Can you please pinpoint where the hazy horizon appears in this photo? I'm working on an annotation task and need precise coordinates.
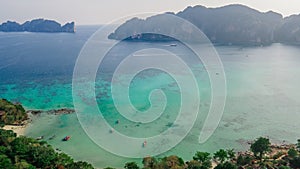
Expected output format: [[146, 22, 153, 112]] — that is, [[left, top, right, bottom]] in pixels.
[[1, 0, 300, 25]]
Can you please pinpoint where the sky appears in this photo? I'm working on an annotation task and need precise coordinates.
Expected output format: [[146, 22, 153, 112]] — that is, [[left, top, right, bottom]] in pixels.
[[1, 0, 300, 25]]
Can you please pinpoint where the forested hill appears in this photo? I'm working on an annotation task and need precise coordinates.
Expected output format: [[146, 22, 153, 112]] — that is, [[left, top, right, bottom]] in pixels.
[[109, 4, 300, 45]]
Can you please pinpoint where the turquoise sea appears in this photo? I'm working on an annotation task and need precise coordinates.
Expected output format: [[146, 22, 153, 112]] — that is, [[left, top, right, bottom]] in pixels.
[[1, 26, 300, 168]]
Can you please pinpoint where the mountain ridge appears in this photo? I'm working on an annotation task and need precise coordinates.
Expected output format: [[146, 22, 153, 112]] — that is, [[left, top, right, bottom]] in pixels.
[[109, 4, 300, 45], [0, 18, 75, 33]]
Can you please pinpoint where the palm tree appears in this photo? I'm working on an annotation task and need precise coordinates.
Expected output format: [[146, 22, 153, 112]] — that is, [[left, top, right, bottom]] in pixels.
[[192, 151, 212, 169], [214, 149, 228, 164], [226, 149, 235, 160]]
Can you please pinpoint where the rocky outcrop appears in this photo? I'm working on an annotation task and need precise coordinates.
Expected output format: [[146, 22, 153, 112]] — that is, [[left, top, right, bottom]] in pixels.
[[0, 19, 75, 33], [0, 99, 27, 125], [61, 22, 75, 32], [27, 108, 75, 115]]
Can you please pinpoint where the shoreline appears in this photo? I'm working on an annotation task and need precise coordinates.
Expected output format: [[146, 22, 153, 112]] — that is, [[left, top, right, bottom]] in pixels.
[[3, 124, 28, 136], [1, 111, 298, 169], [1, 108, 75, 136]]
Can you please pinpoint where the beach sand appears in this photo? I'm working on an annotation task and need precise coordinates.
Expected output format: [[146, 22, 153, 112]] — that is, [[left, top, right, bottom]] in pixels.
[[3, 124, 28, 136]]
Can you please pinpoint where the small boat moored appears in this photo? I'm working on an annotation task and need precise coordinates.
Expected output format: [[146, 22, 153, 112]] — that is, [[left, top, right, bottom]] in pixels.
[[49, 135, 56, 140], [36, 136, 44, 140], [62, 136, 71, 141]]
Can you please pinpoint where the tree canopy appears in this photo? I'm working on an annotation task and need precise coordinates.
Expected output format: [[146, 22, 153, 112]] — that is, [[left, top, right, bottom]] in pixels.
[[0, 99, 27, 126], [0, 129, 94, 169], [250, 137, 271, 161]]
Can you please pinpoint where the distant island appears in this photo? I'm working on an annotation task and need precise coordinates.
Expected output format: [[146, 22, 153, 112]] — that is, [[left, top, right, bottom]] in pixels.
[[0, 19, 75, 33], [109, 4, 300, 45]]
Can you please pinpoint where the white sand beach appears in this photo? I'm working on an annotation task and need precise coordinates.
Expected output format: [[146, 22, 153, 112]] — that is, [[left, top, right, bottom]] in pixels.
[[3, 124, 28, 136]]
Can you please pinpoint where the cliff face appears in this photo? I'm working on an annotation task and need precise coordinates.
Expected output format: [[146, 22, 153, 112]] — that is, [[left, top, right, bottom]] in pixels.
[[177, 5, 283, 45], [274, 14, 300, 43], [109, 4, 300, 45], [0, 19, 75, 33]]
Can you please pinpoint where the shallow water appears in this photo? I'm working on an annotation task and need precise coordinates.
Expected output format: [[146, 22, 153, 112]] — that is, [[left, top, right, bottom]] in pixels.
[[1, 27, 300, 168]]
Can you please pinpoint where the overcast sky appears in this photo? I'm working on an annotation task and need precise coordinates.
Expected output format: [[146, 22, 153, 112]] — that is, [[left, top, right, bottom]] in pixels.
[[1, 0, 300, 25]]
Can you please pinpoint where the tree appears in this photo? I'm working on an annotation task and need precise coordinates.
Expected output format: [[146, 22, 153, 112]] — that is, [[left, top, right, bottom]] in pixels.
[[142, 156, 157, 168], [236, 154, 253, 166], [0, 129, 16, 146], [290, 156, 300, 168], [15, 160, 35, 169], [236, 155, 243, 166], [192, 151, 212, 169], [288, 148, 298, 158], [66, 161, 94, 169], [297, 139, 300, 151], [187, 160, 200, 169], [214, 149, 228, 164], [278, 166, 291, 169], [29, 145, 57, 168], [159, 155, 185, 169], [10, 136, 34, 158], [124, 162, 139, 169], [226, 149, 235, 160], [56, 153, 74, 167], [214, 161, 237, 169], [250, 137, 271, 162], [0, 129, 95, 169], [0, 146, 8, 155], [0, 154, 14, 169], [0, 122, 5, 128]]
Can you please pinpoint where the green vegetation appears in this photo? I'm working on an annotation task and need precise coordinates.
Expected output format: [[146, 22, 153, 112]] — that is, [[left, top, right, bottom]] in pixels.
[[214, 161, 237, 169], [0, 129, 94, 169], [109, 137, 300, 169], [213, 149, 228, 164], [125, 162, 140, 169], [1, 126, 300, 169], [236, 154, 253, 166], [0, 99, 27, 126], [250, 137, 271, 162], [288, 148, 298, 158], [290, 157, 300, 168], [191, 151, 212, 169]]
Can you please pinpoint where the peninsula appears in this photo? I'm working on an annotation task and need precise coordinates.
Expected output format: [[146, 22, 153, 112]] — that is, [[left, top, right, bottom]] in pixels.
[[0, 19, 75, 33]]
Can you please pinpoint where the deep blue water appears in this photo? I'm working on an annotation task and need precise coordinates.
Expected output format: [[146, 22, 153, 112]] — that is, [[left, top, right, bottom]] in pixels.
[[0, 26, 99, 84]]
